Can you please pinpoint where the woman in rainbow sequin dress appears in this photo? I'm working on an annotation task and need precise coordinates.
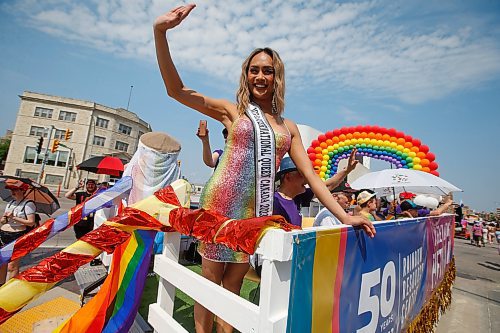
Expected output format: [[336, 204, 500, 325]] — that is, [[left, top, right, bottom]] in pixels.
[[154, 4, 376, 333]]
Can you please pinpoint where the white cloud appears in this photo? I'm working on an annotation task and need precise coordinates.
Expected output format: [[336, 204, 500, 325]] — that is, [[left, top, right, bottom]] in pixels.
[[337, 106, 367, 123], [5, 0, 500, 104]]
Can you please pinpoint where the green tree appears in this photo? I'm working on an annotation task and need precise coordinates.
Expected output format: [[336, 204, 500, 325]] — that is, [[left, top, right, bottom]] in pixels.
[[0, 139, 11, 161]]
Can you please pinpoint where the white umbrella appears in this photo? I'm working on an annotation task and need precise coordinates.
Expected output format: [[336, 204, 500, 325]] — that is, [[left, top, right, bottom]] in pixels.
[[350, 168, 461, 197]]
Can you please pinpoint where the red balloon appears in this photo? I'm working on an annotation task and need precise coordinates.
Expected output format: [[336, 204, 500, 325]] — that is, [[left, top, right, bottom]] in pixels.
[[404, 135, 413, 142], [355, 125, 364, 132], [325, 131, 334, 139], [308, 153, 316, 161], [307, 147, 315, 154], [340, 127, 348, 134], [420, 145, 429, 153], [429, 161, 438, 170], [395, 131, 405, 138], [430, 170, 440, 177], [426, 152, 435, 161], [412, 138, 421, 147], [333, 129, 341, 136], [363, 125, 371, 132], [318, 134, 327, 142], [388, 128, 397, 137], [371, 125, 380, 133], [311, 140, 320, 147]]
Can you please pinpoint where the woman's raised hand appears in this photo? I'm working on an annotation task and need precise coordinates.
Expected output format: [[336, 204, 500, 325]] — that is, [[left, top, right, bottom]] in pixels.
[[154, 4, 196, 33]]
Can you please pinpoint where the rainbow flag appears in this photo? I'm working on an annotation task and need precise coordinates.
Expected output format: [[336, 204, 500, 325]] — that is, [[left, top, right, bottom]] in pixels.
[[54, 229, 156, 333], [287, 227, 348, 333]]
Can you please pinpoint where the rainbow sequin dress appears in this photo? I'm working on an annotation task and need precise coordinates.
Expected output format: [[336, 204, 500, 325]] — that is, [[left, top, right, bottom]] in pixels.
[[198, 116, 291, 263]]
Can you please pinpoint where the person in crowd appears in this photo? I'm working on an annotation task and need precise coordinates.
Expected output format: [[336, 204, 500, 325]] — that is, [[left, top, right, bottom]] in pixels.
[[274, 149, 359, 227], [355, 190, 378, 221], [399, 200, 421, 218], [65, 179, 97, 239], [0, 181, 36, 285], [197, 125, 228, 169], [481, 220, 488, 247], [154, 5, 375, 332], [313, 181, 356, 227], [472, 221, 483, 247], [488, 222, 496, 244]]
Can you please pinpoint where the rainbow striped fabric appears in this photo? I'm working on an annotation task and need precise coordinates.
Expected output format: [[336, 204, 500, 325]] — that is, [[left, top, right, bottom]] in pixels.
[[287, 227, 348, 333], [54, 229, 156, 333]]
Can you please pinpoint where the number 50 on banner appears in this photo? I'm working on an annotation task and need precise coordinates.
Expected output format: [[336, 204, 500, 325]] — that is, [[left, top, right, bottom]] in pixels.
[[357, 261, 397, 333]]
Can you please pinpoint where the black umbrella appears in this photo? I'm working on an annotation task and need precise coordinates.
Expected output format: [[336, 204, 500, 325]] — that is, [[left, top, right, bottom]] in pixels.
[[0, 176, 60, 215]]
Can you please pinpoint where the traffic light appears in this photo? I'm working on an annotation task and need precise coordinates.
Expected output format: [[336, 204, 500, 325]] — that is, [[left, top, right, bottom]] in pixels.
[[64, 129, 73, 141], [50, 139, 60, 153], [36, 136, 44, 154]]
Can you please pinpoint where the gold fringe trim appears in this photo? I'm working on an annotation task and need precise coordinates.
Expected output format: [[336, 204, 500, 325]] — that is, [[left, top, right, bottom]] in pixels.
[[405, 256, 456, 333]]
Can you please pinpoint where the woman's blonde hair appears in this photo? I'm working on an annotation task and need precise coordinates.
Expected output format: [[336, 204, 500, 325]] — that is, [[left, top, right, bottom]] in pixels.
[[236, 47, 285, 116]]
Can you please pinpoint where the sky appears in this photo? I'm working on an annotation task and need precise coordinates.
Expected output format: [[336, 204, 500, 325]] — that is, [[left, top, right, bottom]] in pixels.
[[0, 0, 499, 212]]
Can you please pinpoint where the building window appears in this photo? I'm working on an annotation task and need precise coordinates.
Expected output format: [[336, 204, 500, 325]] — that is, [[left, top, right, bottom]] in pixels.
[[34, 107, 53, 118], [93, 136, 106, 147], [23, 147, 68, 167], [118, 124, 132, 135], [58, 111, 77, 122], [20, 171, 38, 180], [29, 126, 49, 138], [54, 129, 65, 140], [45, 174, 63, 185], [95, 117, 109, 129], [138, 131, 145, 138], [115, 141, 129, 152], [23, 147, 38, 163]]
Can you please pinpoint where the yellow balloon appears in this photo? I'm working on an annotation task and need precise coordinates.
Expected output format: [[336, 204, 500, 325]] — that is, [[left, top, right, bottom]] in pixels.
[[413, 157, 421, 164], [397, 145, 404, 151], [413, 164, 422, 170], [383, 140, 391, 147], [333, 144, 339, 150], [339, 142, 345, 147], [390, 142, 397, 148], [377, 140, 384, 146], [323, 155, 330, 160], [345, 139, 351, 145], [370, 139, 377, 145], [321, 166, 327, 172], [364, 138, 371, 145], [322, 149, 329, 155], [320, 171, 326, 178], [403, 148, 410, 153], [409, 152, 417, 158], [327, 146, 334, 152], [322, 160, 328, 166]]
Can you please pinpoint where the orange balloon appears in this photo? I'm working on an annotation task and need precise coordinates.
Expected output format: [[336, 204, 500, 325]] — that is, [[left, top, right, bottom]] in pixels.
[[339, 134, 346, 141], [314, 160, 322, 166], [320, 142, 328, 148], [397, 138, 405, 145], [326, 139, 333, 145], [411, 146, 419, 153], [346, 133, 353, 139], [375, 133, 383, 140], [420, 158, 430, 167], [422, 167, 431, 173], [368, 132, 375, 139], [404, 142, 413, 148], [315, 147, 322, 153], [316, 153, 323, 160], [353, 131, 361, 138], [382, 134, 391, 141], [417, 152, 426, 159], [332, 137, 339, 143]]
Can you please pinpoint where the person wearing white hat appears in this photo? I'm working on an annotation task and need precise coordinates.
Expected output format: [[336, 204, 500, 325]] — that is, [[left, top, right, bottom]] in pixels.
[[356, 190, 377, 222]]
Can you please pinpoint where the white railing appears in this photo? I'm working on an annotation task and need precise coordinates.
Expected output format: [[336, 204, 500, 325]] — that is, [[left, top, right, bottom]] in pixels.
[[148, 227, 314, 333]]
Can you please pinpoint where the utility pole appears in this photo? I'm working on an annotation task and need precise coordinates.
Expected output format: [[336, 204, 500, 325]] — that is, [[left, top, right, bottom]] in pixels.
[[37, 125, 54, 183], [126, 85, 134, 111], [60, 143, 73, 189]]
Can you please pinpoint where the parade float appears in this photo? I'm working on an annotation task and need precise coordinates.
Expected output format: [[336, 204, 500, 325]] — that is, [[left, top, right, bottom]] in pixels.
[[0, 127, 457, 333]]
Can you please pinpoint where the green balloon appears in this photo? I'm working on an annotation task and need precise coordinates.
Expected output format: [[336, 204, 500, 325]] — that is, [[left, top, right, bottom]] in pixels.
[[373, 146, 380, 150], [406, 156, 413, 162], [402, 153, 408, 159], [407, 163, 414, 168], [329, 152, 334, 157], [339, 147, 344, 153], [396, 151, 402, 156], [361, 143, 367, 148], [333, 150, 338, 155]]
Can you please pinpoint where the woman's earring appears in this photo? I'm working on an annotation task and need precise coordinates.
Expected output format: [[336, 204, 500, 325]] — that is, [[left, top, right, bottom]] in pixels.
[[272, 96, 278, 115]]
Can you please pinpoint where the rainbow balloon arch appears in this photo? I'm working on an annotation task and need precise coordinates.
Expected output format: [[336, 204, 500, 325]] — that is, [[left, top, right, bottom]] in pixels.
[[307, 125, 439, 180]]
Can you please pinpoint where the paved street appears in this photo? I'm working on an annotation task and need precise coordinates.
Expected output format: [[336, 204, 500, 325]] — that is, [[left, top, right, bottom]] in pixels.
[[1, 195, 499, 332], [436, 237, 500, 333]]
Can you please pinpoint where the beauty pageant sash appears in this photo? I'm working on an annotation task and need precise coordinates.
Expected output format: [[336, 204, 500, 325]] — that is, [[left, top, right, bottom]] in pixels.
[[246, 103, 276, 217]]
